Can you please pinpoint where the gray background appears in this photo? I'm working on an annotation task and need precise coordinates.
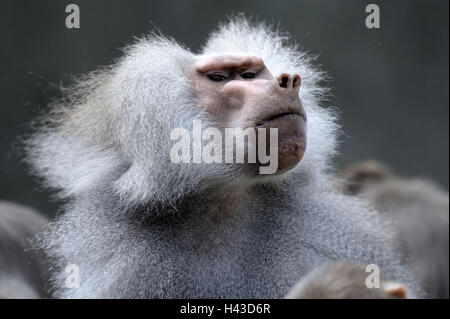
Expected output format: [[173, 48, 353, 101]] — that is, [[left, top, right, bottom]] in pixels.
[[0, 0, 448, 217]]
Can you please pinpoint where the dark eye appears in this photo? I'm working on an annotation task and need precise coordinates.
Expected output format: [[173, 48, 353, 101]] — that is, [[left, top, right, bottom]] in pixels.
[[241, 72, 256, 79], [208, 74, 227, 82]]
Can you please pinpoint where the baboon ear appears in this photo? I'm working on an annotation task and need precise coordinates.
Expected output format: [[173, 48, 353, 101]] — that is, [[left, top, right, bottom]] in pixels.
[[382, 282, 408, 299]]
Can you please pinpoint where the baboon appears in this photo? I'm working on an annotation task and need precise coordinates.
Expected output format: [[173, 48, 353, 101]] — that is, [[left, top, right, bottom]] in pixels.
[[26, 19, 422, 298], [285, 261, 408, 299], [337, 160, 449, 298]]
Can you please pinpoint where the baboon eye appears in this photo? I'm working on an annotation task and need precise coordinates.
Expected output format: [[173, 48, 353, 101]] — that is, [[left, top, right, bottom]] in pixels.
[[241, 72, 256, 79], [208, 74, 227, 82]]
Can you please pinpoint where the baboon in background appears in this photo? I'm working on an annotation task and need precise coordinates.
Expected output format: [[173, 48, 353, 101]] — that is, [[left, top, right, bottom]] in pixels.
[[0, 200, 48, 298], [25, 18, 422, 298], [285, 261, 408, 299], [337, 160, 449, 299]]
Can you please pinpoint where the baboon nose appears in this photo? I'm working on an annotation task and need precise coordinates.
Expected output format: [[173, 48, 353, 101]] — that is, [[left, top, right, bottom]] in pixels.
[[277, 73, 301, 91]]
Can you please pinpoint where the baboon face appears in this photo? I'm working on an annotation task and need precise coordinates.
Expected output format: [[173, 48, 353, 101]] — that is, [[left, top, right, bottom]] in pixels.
[[187, 55, 307, 173]]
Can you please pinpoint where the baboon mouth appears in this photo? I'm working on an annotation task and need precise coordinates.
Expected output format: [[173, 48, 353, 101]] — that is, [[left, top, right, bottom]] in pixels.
[[256, 112, 304, 127]]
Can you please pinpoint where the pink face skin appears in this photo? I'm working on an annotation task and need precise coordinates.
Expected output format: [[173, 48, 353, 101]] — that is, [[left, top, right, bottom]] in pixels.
[[187, 55, 307, 174]]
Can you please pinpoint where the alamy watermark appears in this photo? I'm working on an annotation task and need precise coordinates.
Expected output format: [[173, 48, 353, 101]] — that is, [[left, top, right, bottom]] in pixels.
[[365, 264, 381, 288], [64, 264, 80, 289], [170, 120, 279, 174], [365, 4, 380, 29], [64, 4, 379, 30], [65, 4, 80, 29]]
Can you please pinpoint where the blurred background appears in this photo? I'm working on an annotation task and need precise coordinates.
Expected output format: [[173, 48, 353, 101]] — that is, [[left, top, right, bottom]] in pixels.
[[0, 0, 448, 217]]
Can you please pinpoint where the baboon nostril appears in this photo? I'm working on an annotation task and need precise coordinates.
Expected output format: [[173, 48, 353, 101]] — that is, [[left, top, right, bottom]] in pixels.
[[293, 75, 301, 89], [280, 76, 288, 88]]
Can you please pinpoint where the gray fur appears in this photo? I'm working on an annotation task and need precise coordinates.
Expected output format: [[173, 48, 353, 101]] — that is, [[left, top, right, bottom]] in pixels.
[[0, 200, 49, 298], [26, 18, 422, 298]]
